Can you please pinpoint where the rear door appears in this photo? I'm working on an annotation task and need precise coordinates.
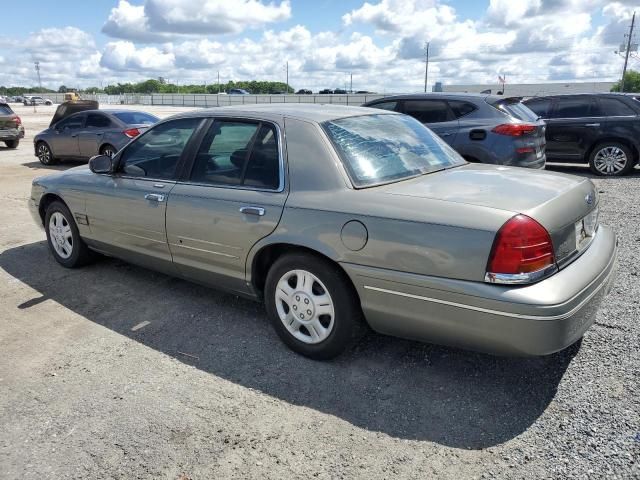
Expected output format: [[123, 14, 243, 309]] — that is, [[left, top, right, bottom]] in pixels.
[[166, 118, 287, 294], [400, 99, 459, 145], [543, 96, 603, 161], [595, 95, 640, 142], [50, 114, 85, 158], [78, 112, 116, 157]]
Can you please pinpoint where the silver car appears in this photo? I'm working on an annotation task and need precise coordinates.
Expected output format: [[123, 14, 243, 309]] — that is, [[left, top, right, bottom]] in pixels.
[[29, 105, 617, 359], [33, 109, 158, 165]]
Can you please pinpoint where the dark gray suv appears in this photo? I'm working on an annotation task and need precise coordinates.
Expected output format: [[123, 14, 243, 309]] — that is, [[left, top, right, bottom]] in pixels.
[[363, 93, 546, 168]]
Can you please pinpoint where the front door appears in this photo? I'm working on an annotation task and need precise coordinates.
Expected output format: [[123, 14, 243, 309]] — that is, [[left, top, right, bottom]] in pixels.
[[50, 113, 85, 158], [166, 118, 287, 294], [544, 96, 603, 161], [83, 117, 204, 273]]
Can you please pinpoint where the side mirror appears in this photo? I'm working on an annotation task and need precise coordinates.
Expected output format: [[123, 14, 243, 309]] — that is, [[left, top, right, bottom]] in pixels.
[[89, 154, 113, 174]]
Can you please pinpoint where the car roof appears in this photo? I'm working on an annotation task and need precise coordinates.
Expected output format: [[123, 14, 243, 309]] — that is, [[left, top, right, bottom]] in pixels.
[[525, 93, 627, 99], [366, 92, 492, 101], [172, 103, 398, 123]]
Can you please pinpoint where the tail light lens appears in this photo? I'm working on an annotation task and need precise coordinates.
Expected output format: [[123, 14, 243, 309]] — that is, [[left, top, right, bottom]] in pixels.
[[492, 123, 537, 136], [123, 128, 140, 138], [485, 214, 557, 284], [11, 115, 21, 126]]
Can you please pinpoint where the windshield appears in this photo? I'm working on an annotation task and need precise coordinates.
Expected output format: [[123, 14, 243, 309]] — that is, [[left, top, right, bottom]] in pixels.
[[323, 113, 465, 187], [113, 111, 159, 125]]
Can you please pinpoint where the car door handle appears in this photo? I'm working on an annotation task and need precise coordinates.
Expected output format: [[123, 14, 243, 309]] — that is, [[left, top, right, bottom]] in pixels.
[[71, 134, 78, 138], [144, 193, 165, 202], [584, 123, 600, 127], [440, 132, 453, 137], [239, 206, 265, 216]]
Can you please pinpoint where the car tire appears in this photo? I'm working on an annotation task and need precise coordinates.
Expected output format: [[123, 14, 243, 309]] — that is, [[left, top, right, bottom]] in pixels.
[[588, 142, 635, 176], [44, 201, 95, 268], [36, 141, 58, 165], [45, 101, 52, 106], [5, 140, 18, 148], [264, 252, 364, 360], [100, 144, 117, 158]]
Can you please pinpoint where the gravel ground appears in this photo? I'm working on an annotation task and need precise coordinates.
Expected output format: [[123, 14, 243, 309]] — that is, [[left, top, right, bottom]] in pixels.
[[0, 104, 638, 479]]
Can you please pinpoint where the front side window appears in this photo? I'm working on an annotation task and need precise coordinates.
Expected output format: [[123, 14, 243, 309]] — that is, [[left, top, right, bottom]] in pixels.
[[56, 115, 85, 130], [190, 120, 280, 189], [369, 101, 398, 111], [119, 118, 201, 179], [324, 113, 465, 188]]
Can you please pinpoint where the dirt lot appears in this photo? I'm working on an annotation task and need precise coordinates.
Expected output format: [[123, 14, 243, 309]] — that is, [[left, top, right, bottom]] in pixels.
[[1, 104, 638, 479]]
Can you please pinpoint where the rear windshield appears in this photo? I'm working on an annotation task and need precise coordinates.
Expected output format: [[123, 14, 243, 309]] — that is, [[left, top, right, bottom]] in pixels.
[[112, 111, 158, 125], [494, 100, 539, 121], [0, 105, 13, 115], [323, 114, 465, 188]]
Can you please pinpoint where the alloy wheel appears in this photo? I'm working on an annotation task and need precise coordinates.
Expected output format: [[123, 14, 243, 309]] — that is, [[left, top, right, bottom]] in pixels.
[[38, 144, 51, 164], [593, 146, 628, 175], [275, 269, 335, 344], [49, 212, 73, 259]]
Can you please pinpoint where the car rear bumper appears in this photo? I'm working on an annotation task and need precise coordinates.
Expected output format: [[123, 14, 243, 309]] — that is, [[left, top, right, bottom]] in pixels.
[[342, 224, 617, 356], [0, 127, 24, 141]]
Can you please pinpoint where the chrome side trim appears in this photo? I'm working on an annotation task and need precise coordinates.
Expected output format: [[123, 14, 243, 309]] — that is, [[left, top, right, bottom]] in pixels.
[[169, 242, 239, 259], [363, 268, 613, 321]]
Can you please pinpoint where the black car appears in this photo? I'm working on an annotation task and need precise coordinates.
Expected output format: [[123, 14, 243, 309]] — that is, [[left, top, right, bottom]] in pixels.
[[524, 93, 640, 176], [319, 89, 334, 94], [333, 89, 347, 94], [296, 89, 312, 95]]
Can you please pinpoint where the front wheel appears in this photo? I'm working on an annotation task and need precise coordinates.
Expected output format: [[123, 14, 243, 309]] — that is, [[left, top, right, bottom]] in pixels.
[[588, 142, 635, 176], [264, 253, 363, 360], [4, 140, 18, 148], [44, 201, 95, 268], [36, 142, 57, 165]]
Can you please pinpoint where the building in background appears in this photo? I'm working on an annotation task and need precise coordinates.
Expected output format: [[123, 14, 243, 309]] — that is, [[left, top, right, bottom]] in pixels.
[[440, 81, 615, 97]]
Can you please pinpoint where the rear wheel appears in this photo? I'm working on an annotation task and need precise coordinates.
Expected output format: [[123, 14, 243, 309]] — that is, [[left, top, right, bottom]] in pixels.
[[588, 142, 635, 176], [100, 144, 117, 158], [36, 142, 57, 165], [44, 201, 94, 268], [4, 140, 18, 148], [264, 253, 363, 360]]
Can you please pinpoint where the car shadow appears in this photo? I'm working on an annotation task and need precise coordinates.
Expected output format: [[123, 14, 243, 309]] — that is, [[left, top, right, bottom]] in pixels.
[[21, 160, 86, 171], [546, 163, 640, 178], [0, 241, 580, 449]]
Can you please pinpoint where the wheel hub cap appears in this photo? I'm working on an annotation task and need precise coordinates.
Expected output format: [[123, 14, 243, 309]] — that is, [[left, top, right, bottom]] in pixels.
[[595, 147, 626, 174], [291, 292, 315, 322]]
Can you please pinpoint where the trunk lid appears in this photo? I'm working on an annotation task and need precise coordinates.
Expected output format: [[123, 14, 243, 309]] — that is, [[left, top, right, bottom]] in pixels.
[[49, 100, 99, 127], [381, 164, 598, 266]]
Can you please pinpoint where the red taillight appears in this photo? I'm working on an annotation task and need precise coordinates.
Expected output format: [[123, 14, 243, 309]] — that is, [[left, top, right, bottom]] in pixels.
[[123, 128, 140, 138], [492, 123, 537, 136], [11, 115, 21, 126], [487, 215, 555, 276]]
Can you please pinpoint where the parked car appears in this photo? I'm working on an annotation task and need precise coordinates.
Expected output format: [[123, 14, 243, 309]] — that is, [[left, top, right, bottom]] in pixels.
[[333, 89, 347, 94], [0, 102, 25, 148], [523, 93, 640, 176], [364, 93, 547, 169], [228, 88, 250, 95], [355, 90, 375, 94], [29, 104, 617, 360], [33, 109, 158, 165], [24, 95, 53, 106], [296, 89, 312, 95], [319, 89, 334, 94]]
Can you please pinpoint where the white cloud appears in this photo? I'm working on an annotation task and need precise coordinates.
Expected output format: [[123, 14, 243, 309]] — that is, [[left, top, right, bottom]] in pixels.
[[100, 41, 175, 71], [102, 0, 291, 41]]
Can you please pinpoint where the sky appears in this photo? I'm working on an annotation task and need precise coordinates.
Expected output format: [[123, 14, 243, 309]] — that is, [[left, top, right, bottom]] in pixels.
[[1, 0, 639, 92]]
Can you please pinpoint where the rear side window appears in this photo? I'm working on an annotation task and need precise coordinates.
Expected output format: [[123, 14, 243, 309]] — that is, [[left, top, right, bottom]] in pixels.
[[524, 98, 552, 118], [403, 100, 454, 123], [369, 101, 399, 111], [447, 100, 476, 118], [86, 114, 112, 128], [0, 105, 13, 115], [598, 97, 637, 116], [190, 121, 281, 190], [112, 111, 158, 125], [551, 97, 597, 118], [496, 101, 539, 122]]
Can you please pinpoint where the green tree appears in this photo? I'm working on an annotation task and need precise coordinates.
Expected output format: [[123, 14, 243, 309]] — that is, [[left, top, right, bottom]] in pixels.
[[58, 85, 68, 93], [611, 70, 640, 92]]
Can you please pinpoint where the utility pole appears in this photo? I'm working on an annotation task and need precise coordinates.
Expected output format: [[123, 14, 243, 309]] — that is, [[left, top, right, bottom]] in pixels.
[[621, 11, 636, 93], [34, 61, 42, 91], [286, 61, 289, 92], [217, 70, 220, 93], [350, 72, 353, 93], [424, 42, 430, 93]]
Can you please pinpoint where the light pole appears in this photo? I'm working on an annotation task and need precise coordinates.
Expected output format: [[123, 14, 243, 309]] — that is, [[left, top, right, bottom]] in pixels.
[[34, 61, 42, 91]]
